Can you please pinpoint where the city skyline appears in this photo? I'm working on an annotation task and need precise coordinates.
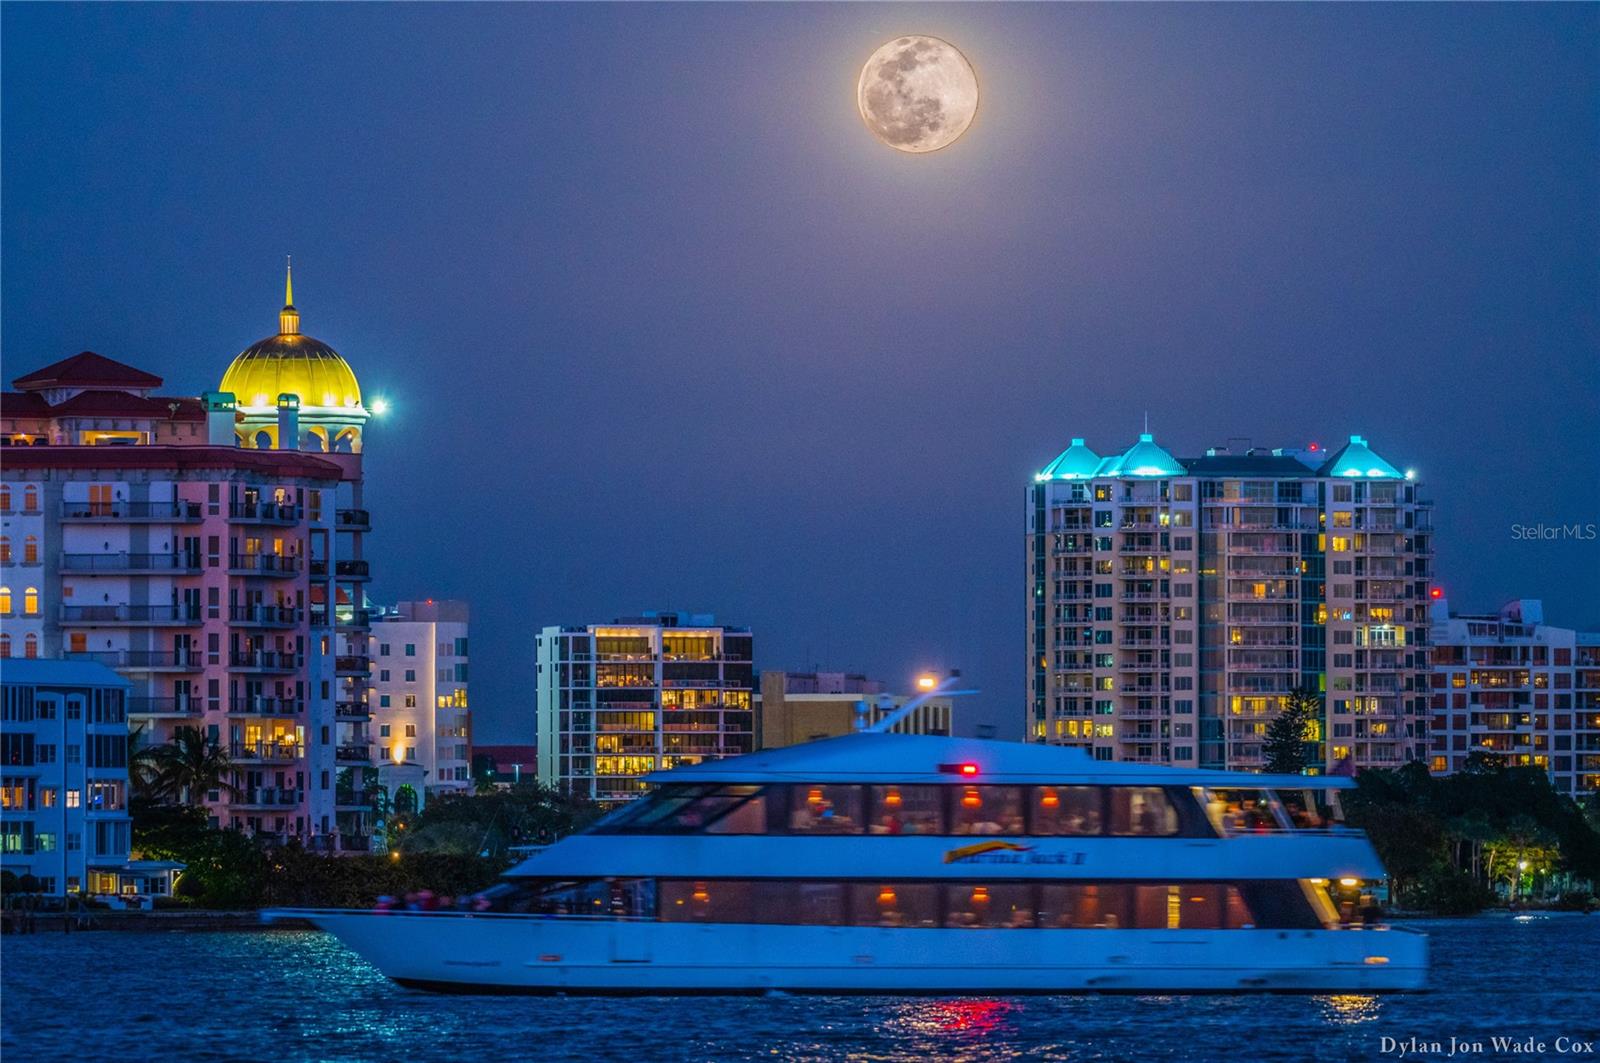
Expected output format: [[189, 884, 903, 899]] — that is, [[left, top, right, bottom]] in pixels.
[[4, 3, 1597, 743]]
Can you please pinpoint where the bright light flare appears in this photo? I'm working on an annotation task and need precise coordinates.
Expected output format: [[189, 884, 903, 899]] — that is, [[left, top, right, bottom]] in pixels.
[[370, 397, 390, 416]]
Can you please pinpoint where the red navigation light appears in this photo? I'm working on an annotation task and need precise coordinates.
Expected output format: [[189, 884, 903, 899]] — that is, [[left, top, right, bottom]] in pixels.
[[1308, 442, 1320, 452], [1430, 587, 1444, 600], [937, 762, 981, 777], [960, 763, 979, 777]]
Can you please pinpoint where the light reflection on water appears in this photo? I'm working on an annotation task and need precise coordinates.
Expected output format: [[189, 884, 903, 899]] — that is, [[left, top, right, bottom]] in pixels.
[[1316, 994, 1382, 1026], [3, 918, 1597, 1063]]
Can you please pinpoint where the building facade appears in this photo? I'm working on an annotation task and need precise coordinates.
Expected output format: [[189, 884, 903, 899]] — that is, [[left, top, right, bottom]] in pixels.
[[370, 599, 471, 811], [1427, 598, 1600, 797], [757, 671, 953, 748], [1028, 433, 1434, 773], [536, 613, 754, 803], [1, 270, 379, 849], [0, 659, 132, 896]]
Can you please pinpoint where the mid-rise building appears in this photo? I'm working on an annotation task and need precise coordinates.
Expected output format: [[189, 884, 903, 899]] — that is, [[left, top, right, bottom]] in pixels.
[[369, 599, 471, 811], [1028, 433, 1434, 773], [471, 744, 537, 790], [757, 670, 952, 748], [0, 659, 133, 896], [1427, 598, 1600, 796], [535, 612, 754, 803], [1, 267, 380, 849]]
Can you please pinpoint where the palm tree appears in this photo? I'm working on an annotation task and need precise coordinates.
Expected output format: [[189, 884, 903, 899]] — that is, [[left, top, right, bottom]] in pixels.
[[142, 726, 240, 806]]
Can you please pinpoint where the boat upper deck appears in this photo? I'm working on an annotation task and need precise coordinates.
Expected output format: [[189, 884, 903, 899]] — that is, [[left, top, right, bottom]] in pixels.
[[643, 732, 1355, 789]]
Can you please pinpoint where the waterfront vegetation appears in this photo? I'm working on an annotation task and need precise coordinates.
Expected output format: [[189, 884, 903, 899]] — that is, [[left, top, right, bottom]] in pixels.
[[1342, 755, 1600, 914], [120, 724, 599, 908]]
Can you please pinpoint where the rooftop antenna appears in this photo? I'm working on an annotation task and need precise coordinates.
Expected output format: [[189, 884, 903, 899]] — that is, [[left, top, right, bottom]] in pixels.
[[1143, 410, 1149, 434], [864, 671, 978, 734]]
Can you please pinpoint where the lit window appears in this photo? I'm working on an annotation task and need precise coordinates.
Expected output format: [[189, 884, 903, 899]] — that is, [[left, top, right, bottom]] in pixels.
[[23, 587, 39, 615], [66, 789, 82, 808], [0, 587, 10, 614]]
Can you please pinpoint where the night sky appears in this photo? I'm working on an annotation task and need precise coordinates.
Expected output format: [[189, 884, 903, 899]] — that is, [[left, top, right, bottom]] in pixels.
[[4, 5, 1596, 742]]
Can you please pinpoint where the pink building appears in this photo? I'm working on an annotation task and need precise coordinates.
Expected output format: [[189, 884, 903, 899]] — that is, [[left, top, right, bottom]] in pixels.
[[1, 275, 378, 849]]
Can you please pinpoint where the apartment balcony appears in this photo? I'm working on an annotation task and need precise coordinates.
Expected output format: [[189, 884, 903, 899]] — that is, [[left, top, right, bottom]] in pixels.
[[335, 788, 376, 811], [1118, 637, 1170, 648], [334, 559, 371, 582], [228, 650, 299, 674], [230, 695, 301, 716], [335, 700, 370, 721], [1118, 705, 1162, 719], [1119, 591, 1162, 602], [228, 553, 301, 578], [232, 787, 303, 810], [230, 741, 302, 764], [335, 508, 371, 531], [59, 500, 203, 523], [59, 604, 203, 627], [59, 552, 203, 575], [229, 605, 298, 628], [64, 649, 200, 672], [335, 608, 373, 630], [126, 696, 202, 717], [229, 501, 300, 525], [335, 744, 372, 764], [335, 655, 371, 677]]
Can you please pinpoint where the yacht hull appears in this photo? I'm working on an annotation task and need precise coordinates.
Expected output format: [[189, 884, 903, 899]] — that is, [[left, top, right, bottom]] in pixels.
[[266, 909, 1427, 994]]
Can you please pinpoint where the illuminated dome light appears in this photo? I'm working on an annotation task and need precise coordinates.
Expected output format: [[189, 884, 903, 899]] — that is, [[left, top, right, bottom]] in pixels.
[[1036, 438, 1102, 481], [1318, 435, 1403, 479], [218, 260, 368, 453], [1115, 433, 1184, 478]]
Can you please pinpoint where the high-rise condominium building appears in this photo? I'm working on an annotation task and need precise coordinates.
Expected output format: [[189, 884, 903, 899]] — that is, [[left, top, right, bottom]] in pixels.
[[0, 267, 379, 850], [1027, 433, 1434, 773], [1427, 598, 1600, 797], [370, 599, 471, 811], [535, 613, 754, 804]]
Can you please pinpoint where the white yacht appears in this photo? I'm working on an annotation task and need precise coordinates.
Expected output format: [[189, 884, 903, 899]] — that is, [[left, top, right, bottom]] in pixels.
[[268, 730, 1427, 995]]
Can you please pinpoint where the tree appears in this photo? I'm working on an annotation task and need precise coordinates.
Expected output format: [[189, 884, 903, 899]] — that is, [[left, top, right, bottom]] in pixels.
[[141, 726, 239, 806], [1263, 687, 1321, 775]]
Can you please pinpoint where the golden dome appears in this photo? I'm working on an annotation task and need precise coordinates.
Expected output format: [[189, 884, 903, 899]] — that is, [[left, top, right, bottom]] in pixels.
[[220, 262, 363, 411]]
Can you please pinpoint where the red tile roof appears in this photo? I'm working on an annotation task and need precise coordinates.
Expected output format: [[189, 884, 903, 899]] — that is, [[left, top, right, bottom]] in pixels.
[[0, 445, 344, 479], [0, 391, 54, 417], [12, 351, 164, 391]]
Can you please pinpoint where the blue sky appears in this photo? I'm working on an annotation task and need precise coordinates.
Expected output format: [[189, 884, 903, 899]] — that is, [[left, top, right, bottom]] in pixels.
[[4, 4, 1596, 739]]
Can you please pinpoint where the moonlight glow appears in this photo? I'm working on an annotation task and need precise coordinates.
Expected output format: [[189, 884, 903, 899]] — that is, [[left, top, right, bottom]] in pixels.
[[857, 36, 978, 154]]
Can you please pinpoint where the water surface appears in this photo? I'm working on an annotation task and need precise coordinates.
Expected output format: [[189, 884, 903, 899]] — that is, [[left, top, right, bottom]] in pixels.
[[4, 915, 1596, 1061]]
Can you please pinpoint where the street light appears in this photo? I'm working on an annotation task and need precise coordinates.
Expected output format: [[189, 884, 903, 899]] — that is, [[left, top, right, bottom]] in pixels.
[[916, 674, 938, 692]]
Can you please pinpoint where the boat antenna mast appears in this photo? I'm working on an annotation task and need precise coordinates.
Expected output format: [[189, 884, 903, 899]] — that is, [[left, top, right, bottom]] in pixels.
[[862, 671, 978, 734]]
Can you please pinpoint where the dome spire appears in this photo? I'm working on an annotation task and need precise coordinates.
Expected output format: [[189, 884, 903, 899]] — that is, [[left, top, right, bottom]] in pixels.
[[279, 255, 300, 336]]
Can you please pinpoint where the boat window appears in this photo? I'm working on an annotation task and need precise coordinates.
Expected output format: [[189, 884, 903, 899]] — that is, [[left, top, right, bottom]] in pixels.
[[704, 787, 770, 834], [867, 785, 943, 834], [520, 878, 655, 917], [645, 785, 761, 832], [1108, 787, 1180, 836], [1030, 786, 1102, 835], [660, 879, 756, 923], [949, 786, 1026, 836], [788, 784, 864, 834], [1199, 788, 1281, 834], [1037, 884, 1133, 928], [944, 883, 1034, 929], [758, 881, 846, 925], [850, 883, 939, 928], [590, 784, 713, 833], [1273, 788, 1332, 829]]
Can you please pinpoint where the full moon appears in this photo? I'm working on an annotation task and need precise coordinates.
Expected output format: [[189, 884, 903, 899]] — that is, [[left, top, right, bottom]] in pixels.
[[857, 36, 979, 154]]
